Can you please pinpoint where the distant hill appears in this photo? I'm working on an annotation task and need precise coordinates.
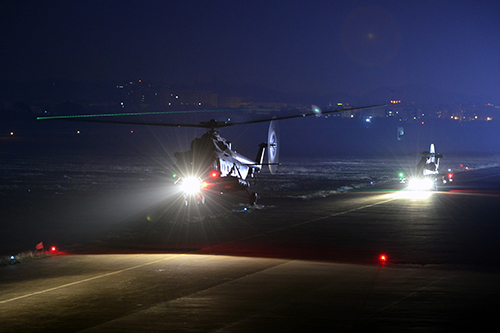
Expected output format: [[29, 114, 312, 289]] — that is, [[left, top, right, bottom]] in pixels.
[[0, 80, 120, 104], [359, 84, 492, 105], [0, 80, 495, 108]]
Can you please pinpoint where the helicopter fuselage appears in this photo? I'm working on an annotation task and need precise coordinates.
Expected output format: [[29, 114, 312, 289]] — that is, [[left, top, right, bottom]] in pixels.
[[173, 130, 265, 203]]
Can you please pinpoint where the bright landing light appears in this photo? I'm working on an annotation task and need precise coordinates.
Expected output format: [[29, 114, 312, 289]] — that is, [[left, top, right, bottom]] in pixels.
[[407, 178, 434, 191], [180, 177, 202, 194], [390, 177, 435, 200]]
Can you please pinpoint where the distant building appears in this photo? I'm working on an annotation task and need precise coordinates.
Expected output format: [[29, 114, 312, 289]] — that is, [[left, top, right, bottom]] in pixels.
[[165, 90, 218, 108], [219, 96, 249, 108]]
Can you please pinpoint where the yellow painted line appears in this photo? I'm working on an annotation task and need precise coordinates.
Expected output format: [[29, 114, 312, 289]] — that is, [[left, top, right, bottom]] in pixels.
[[0, 254, 185, 304]]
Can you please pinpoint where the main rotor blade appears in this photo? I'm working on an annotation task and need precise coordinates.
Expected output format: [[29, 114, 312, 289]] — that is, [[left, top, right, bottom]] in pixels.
[[37, 104, 386, 128], [36, 109, 235, 128], [37, 109, 241, 120], [222, 104, 386, 126], [43, 118, 213, 128], [36, 109, 267, 128]]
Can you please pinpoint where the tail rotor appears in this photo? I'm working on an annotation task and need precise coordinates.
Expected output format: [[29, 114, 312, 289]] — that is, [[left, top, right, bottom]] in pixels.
[[268, 118, 279, 174]]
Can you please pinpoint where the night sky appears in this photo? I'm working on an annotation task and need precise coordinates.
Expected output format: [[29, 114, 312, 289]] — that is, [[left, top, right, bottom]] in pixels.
[[1, 0, 500, 100]]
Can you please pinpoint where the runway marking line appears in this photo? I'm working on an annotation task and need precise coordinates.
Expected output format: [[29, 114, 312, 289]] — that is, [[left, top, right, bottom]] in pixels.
[[0, 196, 401, 304], [204, 196, 399, 250], [273, 196, 398, 232], [356, 272, 455, 327], [0, 254, 185, 304]]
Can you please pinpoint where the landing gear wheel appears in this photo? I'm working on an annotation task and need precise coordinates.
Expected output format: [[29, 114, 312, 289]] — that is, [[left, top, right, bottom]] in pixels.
[[249, 192, 258, 206]]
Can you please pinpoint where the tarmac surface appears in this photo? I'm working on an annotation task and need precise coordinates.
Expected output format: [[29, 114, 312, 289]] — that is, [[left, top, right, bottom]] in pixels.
[[2, 167, 500, 331]]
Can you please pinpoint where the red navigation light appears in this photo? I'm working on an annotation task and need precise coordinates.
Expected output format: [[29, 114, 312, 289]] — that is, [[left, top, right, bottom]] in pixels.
[[448, 173, 453, 179], [379, 254, 388, 263], [51, 246, 57, 252], [210, 170, 219, 179]]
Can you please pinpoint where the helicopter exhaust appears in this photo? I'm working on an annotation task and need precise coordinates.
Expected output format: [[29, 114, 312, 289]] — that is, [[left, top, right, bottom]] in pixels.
[[255, 142, 267, 167]]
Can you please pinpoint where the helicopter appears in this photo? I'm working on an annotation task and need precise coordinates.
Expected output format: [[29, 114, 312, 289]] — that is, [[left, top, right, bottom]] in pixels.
[[172, 118, 279, 206], [38, 104, 385, 205], [401, 143, 453, 190]]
